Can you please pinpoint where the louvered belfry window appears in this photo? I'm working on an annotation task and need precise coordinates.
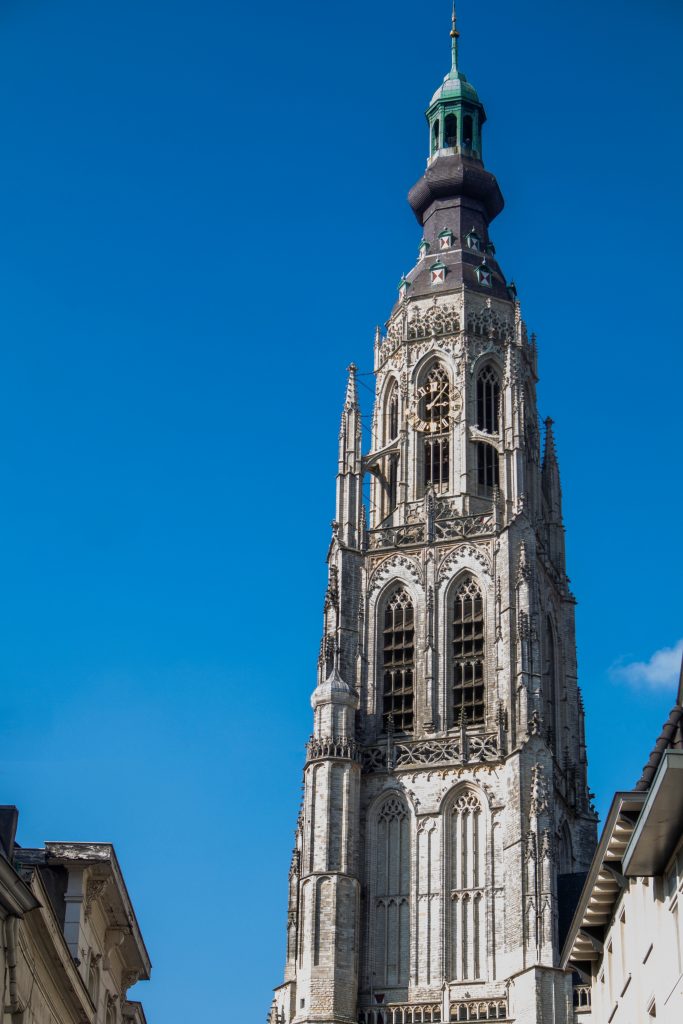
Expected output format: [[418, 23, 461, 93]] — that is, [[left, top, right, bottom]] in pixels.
[[452, 578, 485, 724], [476, 441, 499, 496], [382, 589, 415, 734], [476, 365, 500, 434]]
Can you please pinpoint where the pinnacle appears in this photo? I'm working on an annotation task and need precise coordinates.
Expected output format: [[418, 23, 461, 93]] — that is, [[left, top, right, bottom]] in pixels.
[[344, 363, 359, 408]]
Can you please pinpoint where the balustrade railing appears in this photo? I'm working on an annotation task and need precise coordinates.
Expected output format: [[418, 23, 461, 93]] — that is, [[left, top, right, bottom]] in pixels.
[[306, 736, 360, 762], [366, 511, 495, 552], [449, 1000, 507, 1021], [358, 1000, 508, 1024], [359, 1004, 441, 1024], [362, 732, 501, 773]]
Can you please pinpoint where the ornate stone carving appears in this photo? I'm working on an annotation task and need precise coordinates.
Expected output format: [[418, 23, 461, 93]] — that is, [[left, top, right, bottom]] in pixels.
[[466, 304, 512, 341], [367, 553, 423, 592], [407, 302, 461, 340], [84, 877, 110, 919], [437, 543, 492, 582], [530, 763, 549, 816]]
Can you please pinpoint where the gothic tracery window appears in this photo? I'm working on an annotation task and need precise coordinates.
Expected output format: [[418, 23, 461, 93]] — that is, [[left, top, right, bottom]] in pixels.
[[421, 363, 450, 493], [476, 365, 500, 434], [452, 578, 485, 725], [447, 791, 486, 980], [382, 588, 415, 734], [387, 383, 399, 441], [373, 797, 411, 988], [476, 441, 499, 496]]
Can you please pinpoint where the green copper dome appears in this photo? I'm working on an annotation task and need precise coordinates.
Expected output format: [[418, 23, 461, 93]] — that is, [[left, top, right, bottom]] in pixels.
[[430, 70, 480, 107]]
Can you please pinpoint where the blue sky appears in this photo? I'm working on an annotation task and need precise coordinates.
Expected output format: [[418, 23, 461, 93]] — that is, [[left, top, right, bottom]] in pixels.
[[1, 0, 682, 1018]]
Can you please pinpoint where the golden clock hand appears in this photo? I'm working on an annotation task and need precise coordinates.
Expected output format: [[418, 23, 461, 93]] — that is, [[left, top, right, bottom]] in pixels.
[[426, 385, 447, 411]]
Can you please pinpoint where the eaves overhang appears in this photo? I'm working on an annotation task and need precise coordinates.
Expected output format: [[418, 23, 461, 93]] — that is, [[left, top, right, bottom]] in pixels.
[[561, 791, 646, 971], [623, 749, 683, 876], [0, 855, 40, 916]]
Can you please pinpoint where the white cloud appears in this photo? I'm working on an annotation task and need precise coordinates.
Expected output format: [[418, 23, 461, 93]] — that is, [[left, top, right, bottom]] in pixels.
[[611, 639, 683, 691]]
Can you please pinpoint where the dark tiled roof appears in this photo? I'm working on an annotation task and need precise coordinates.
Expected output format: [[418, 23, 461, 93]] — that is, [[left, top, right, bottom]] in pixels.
[[634, 654, 683, 792]]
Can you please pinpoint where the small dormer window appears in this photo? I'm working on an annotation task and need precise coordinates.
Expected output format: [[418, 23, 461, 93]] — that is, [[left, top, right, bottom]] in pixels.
[[485, 241, 496, 257], [398, 276, 410, 301], [438, 229, 453, 251], [466, 229, 482, 252], [476, 261, 492, 288], [419, 239, 430, 259], [430, 261, 446, 286]]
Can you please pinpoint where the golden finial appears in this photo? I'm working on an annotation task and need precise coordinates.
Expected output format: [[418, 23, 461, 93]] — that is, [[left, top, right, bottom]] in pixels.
[[451, 1, 460, 39]]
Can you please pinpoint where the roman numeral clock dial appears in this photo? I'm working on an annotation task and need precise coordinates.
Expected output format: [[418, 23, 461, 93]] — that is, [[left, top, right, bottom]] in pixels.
[[407, 381, 462, 433]]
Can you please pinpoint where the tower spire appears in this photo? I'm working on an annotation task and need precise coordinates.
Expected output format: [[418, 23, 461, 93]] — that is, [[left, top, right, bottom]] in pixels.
[[450, 1, 460, 73]]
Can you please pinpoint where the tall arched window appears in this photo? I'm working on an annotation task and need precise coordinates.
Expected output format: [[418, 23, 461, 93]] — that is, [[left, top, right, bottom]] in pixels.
[[373, 797, 410, 988], [452, 578, 485, 724], [476, 441, 499, 497], [385, 382, 399, 513], [386, 383, 399, 442], [382, 588, 415, 734], [476, 365, 500, 434], [445, 113, 458, 148], [447, 791, 486, 980], [463, 114, 474, 148], [420, 363, 450, 493]]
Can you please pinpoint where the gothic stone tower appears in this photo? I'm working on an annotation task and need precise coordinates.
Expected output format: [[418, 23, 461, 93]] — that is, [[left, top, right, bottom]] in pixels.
[[269, 13, 597, 1024]]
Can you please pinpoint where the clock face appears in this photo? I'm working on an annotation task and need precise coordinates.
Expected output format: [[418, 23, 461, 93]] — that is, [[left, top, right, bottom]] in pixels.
[[408, 383, 462, 433]]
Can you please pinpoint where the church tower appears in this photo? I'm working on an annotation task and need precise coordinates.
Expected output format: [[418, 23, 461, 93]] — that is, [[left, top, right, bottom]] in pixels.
[[269, 11, 597, 1024]]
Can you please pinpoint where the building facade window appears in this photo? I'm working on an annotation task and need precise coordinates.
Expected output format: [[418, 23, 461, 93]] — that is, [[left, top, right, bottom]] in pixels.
[[382, 588, 415, 734], [447, 791, 486, 980], [476, 365, 500, 434], [373, 797, 411, 989], [420, 364, 450, 493], [476, 442, 499, 497], [452, 577, 485, 725]]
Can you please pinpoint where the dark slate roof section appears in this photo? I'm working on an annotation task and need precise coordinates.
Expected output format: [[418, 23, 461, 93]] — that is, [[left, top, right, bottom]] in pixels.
[[408, 154, 504, 225], [634, 654, 683, 792]]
